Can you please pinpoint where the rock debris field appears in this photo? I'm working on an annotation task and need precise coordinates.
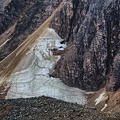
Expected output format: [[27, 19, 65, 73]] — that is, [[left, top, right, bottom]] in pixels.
[[0, 96, 113, 120]]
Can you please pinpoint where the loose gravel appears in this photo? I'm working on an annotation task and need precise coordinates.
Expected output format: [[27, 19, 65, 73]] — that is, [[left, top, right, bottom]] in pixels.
[[0, 96, 115, 120]]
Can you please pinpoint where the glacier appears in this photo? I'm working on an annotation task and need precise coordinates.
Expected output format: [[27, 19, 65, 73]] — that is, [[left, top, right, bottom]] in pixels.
[[6, 28, 87, 105]]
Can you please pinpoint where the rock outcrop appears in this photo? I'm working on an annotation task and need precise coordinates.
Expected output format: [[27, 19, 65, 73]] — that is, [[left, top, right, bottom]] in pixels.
[[0, 96, 110, 120], [0, 0, 62, 60], [0, 0, 11, 14], [51, 0, 120, 91]]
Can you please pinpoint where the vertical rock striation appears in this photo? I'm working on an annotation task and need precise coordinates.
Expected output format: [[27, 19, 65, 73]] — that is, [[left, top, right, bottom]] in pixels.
[[0, 0, 119, 92], [51, 0, 120, 91]]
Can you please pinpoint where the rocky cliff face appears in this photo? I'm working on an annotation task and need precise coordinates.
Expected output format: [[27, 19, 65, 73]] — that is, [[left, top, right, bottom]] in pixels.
[[0, 0, 120, 92], [0, 0, 62, 60], [0, 0, 11, 14], [51, 0, 120, 91]]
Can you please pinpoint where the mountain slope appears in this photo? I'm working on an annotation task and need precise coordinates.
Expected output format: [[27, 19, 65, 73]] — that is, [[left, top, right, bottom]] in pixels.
[[0, 0, 120, 117]]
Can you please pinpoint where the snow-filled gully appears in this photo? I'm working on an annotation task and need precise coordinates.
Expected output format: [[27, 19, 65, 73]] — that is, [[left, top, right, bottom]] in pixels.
[[5, 28, 87, 105]]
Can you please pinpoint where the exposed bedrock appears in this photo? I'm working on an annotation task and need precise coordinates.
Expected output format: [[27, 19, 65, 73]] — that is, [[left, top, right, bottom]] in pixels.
[[0, 0, 119, 92], [51, 0, 120, 91], [0, 0, 62, 60]]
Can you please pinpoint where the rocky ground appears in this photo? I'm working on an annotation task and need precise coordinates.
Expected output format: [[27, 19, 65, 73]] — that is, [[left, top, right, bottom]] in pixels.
[[0, 96, 115, 120], [51, 0, 120, 92]]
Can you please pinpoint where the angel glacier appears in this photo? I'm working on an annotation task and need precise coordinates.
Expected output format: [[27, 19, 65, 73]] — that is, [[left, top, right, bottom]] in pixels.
[[6, 28, 87, 105]]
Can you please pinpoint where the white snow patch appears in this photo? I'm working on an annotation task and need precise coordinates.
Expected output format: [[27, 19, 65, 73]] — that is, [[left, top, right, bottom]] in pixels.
[[95, 92, 108, 106], [5, 28, 87, 105], [101, 104, 107, 111]]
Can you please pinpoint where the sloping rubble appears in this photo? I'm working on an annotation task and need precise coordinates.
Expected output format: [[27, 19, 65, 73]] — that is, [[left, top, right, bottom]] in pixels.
[[0, 96, 111, 120]]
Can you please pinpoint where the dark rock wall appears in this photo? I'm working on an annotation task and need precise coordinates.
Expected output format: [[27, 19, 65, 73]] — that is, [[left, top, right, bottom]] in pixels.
[[51, 0, 120, 91], [105, 0, 120, 91]]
